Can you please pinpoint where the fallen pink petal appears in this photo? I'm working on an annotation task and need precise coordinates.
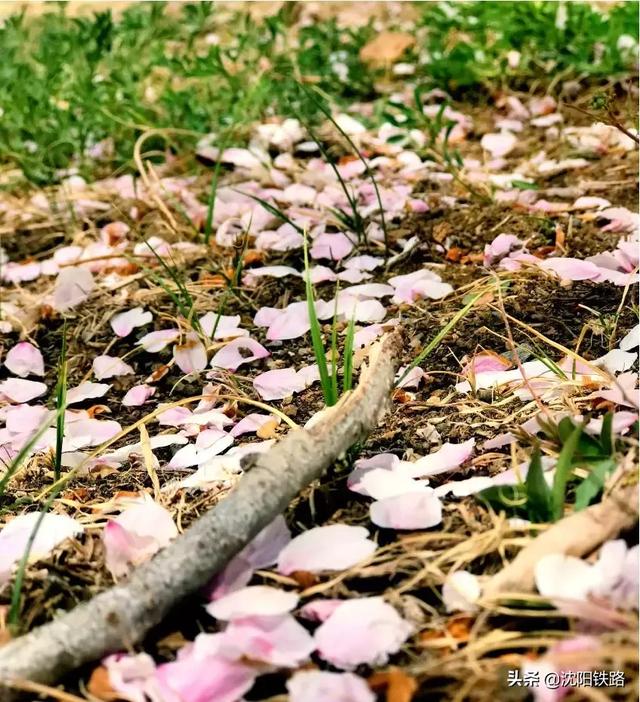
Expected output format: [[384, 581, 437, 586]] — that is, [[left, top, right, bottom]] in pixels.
[[277, 525, 376, 575], [314, 597, 413, 669], [4, 342, 45, 377]]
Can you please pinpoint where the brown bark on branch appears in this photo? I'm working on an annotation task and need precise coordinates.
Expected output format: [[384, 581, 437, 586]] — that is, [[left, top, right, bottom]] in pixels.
[[484, 469, 639, 598], [0, 331, 403, 697]]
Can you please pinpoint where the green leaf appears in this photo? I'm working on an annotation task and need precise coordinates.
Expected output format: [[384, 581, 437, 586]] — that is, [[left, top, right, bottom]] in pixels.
[[599, 411, 614, 456], [551, 421, 585, 520], [574, 459, 614, 511], [54, 323, 68, 482], [342, 315, 356, 394], [525, 447, 553, 522], [477, 484, 528, 517], [303, 234, 335, 406]]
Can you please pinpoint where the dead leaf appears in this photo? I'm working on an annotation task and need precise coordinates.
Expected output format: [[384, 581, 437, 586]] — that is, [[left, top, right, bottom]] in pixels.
[[446, 615, 474, 643], [200, 273, 227, 288], [432, 222, 453, 244], [445, 246, 466, 262], [369, 667, 418, 702], [289, 570, 318, 588], [359, 32, 415, 66], [145, 363, 170, 383], [257, 418, 280, 439], [242, 249, 264, 266], [392, 389, 413, 404], [87, 404, 111, 417], [87, 666, 119, 701]]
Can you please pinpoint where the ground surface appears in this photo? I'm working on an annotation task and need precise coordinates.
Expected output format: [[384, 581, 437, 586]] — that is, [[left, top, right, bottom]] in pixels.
[[0, 3, 638, 702]]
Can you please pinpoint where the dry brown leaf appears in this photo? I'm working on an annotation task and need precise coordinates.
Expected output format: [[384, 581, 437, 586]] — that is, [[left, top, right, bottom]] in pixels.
[[257, 418, 280, 439], [145, 363, 170, 383], [289, 570, 318, 588], [87, 666, 119, 701], [359, 32, 415, 66], [369, 667, 418, 702]]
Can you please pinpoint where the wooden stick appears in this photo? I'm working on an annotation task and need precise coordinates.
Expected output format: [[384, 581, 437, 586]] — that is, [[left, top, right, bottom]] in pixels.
[[0, 332, 403, 697]]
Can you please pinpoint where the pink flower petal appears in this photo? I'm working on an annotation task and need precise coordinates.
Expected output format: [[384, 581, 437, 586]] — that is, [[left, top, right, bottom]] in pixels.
[[243, 265, 301, 285], [534, 554, 598, 602], [206, 585, 298, 620], [0, 378, 47, 403], [210, 338, 270, 371], [395, 366, 426, 389], [538, 258, 601, 282], [344, 255, 383, 272], [442, 571, 481, 613], [314, 597, 413, 669], [66, 381, 111, 405], [597, 207, 639, 233], [4, 404, 51, 435], [370, 492, 443, 530], [103, 496, 178, 578], [229, 413, 281, 438], [337, 297, 387, 324], [481, 131, 518, 158], [253, 368, 306, 401], [199, 313, 247, 340], [388, 269, 453, 303], [137, 329, 180, 353], [173, 334, 207, 374], [587, 372, 638, 408], [64, 418, 122, 448], [92, 355, 134, 380], [310, 232, 354, 261], [462, 351, 512, 376], [4, 342, 44, 377], [356, 469, 429, 500], [156, 644, 257, 702], [277, 524, 376, 575], [110, 308, 153, 337], [223, 614, 315, 667], [208, 516, 291, 600], [287, 671, 375, 702], [0, 513, 83, 586], [103, 652, 160, 702], [483, 234, 526, 267], [299, 599, 344, 622], [1, 261, 41, 283], [122, 384, 156, 407], [53, 266, 95, 311], [263, 301, 313, 341], [406, 439, 475, 478]]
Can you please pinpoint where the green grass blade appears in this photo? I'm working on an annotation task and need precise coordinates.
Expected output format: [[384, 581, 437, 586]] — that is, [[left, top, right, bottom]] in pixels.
[[304, 85, 389, 258], [551, 421, 584, 520], [397, 291, 485, 387], [293, 112, 363, 239], [204, 137, 228, 246], [54, 323, 68, 482], [599, 411, 614, 456], [236, 190, 304, 233], [303, 234, 334, 406], [574, 458, 613, 512], [342, 315, 356, 393], [524, 446, 553, 522], [0, 414, 58, 496], [330, 296, 339, 404]]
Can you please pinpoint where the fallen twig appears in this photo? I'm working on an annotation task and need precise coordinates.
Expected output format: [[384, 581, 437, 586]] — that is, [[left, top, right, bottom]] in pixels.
[[0, 331, 403, 697], [484, 463, 639, 598]]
